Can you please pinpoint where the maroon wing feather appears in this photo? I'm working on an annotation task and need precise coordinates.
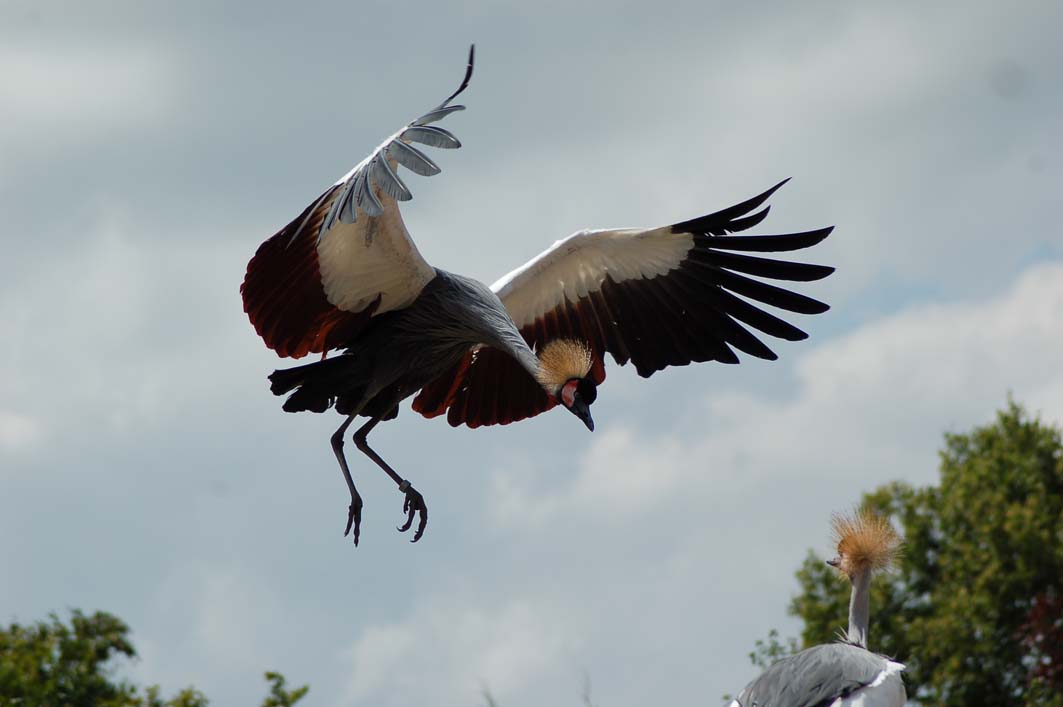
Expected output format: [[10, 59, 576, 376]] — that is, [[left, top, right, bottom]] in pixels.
[[240, 185, 378, 358], [412, 325, 606, 429]]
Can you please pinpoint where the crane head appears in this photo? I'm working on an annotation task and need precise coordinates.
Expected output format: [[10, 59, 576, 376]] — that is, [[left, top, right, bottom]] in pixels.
[[560, 376, 597, 431], [535, 339, 597, 431], [826, 508, 902, 580]]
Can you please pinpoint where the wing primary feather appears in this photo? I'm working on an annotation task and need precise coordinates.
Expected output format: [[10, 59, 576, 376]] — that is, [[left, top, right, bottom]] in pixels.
[[708, 288, 811, 341], [692, 249, 835, 282], [689, 261, 830, 314], [698, 226, 834, 253], [666, 269, 807, 347], [313, 47, 473, 240], [337, 181, 358, 224], [714, 341, 740, 364], [705, 308, 779, 360], [671, 178, 790, 235], [351, 170, 369, 213], [401, 125, 462, 149], [370, 155, 413, 201], [663, 272, 744, 362], [657, 277, 739, 363], [359, 175, 384, 216], [434, 44, 475, 110], [388, 140, 442, 176], [411, 105, 466, 126], [726, 205, 771, 232]]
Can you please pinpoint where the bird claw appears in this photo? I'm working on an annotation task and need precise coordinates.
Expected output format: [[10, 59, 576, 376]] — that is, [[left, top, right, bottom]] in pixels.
[[344, 494, 363, 547], [397, 482, 428, 542]]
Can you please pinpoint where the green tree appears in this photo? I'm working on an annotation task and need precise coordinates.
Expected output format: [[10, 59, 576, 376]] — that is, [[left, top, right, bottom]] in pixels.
[[765, 401, 1063, 706], [0, 610, 307, 707]]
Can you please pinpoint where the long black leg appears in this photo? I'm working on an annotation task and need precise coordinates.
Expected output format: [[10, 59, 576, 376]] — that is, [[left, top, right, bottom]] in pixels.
[[330, 414, 363, 546], [352, 417, 428, 542]]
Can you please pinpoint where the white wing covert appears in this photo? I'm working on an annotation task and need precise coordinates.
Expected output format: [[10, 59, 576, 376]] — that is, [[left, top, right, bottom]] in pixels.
[[241, 47, 475, 358]]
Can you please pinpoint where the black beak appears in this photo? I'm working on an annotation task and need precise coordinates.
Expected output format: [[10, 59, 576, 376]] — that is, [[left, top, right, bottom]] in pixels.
[[569, 396, 595, 432], [825, 557, 840, 568]]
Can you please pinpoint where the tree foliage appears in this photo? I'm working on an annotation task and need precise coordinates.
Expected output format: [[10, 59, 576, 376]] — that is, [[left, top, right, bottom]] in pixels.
[[774, 401, 1063, 706], [0, 610, 307, 707]]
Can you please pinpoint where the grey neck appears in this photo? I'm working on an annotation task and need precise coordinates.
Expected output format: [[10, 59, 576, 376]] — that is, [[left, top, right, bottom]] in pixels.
[[847, 569, 871, 648], [510, 336, 542, 381], [489, 320, 542, 383]]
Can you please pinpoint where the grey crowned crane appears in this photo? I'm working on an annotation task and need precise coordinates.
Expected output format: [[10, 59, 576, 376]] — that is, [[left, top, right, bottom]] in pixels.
[[729, 510, 906, 707], [240, 46, 836, 545]]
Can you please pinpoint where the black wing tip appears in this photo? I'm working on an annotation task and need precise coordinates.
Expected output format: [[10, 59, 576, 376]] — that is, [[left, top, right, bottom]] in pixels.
[[806, 224, 836, 247], [746, 176, 792, 207], [670, 177, 793, 236], [440, 44, 476, 108], [743, 177, 791, 208]]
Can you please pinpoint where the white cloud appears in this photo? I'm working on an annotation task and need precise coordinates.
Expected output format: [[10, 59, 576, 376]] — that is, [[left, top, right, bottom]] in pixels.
[[341, 595, 578, 707]]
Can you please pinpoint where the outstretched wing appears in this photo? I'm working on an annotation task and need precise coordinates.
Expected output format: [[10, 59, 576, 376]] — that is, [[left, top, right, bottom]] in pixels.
[[414, 179, 833, 427], [240, 46, 476, 358]]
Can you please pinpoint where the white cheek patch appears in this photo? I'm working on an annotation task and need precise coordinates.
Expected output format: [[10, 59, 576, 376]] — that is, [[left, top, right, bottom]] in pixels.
[[561, 380, 578, 407]]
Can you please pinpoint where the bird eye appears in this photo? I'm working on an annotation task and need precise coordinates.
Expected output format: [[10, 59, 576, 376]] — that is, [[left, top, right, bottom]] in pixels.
[[561, 380, 579, 407]]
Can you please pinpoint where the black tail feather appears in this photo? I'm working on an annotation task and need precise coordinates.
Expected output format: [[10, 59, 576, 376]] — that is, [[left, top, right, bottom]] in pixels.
[[269, 363, 316, 396], [268, 356, 360, 413]]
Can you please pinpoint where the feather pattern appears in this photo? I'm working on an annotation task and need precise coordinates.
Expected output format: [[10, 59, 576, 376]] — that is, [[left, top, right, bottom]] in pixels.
[[320, 45, 475, 236], [241, 46, 476, 359]]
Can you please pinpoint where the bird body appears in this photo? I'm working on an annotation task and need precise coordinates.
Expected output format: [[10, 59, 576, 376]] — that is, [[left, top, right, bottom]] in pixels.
[[729, 511, 906, 707], [269, 269, 538, 420], [240, 46, 836, 544], [730, 644, 904, 707]]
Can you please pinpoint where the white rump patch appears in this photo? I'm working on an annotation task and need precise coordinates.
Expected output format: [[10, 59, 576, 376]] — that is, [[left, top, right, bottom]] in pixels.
[[830, 661, 906, 707]]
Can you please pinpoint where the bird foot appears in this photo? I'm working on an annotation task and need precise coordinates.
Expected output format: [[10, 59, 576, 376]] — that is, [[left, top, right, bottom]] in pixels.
[[344, 494, 364, 547], [397, 480, 428, 542]]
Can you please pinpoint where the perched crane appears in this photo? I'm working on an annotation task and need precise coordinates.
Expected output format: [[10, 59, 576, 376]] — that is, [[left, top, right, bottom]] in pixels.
[[729, 510, 906, 707], [240, 46, 836, 545]]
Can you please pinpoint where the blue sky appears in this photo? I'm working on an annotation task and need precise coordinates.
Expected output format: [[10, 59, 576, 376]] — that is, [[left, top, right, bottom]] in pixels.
[[2, 1, 1061, 705]]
